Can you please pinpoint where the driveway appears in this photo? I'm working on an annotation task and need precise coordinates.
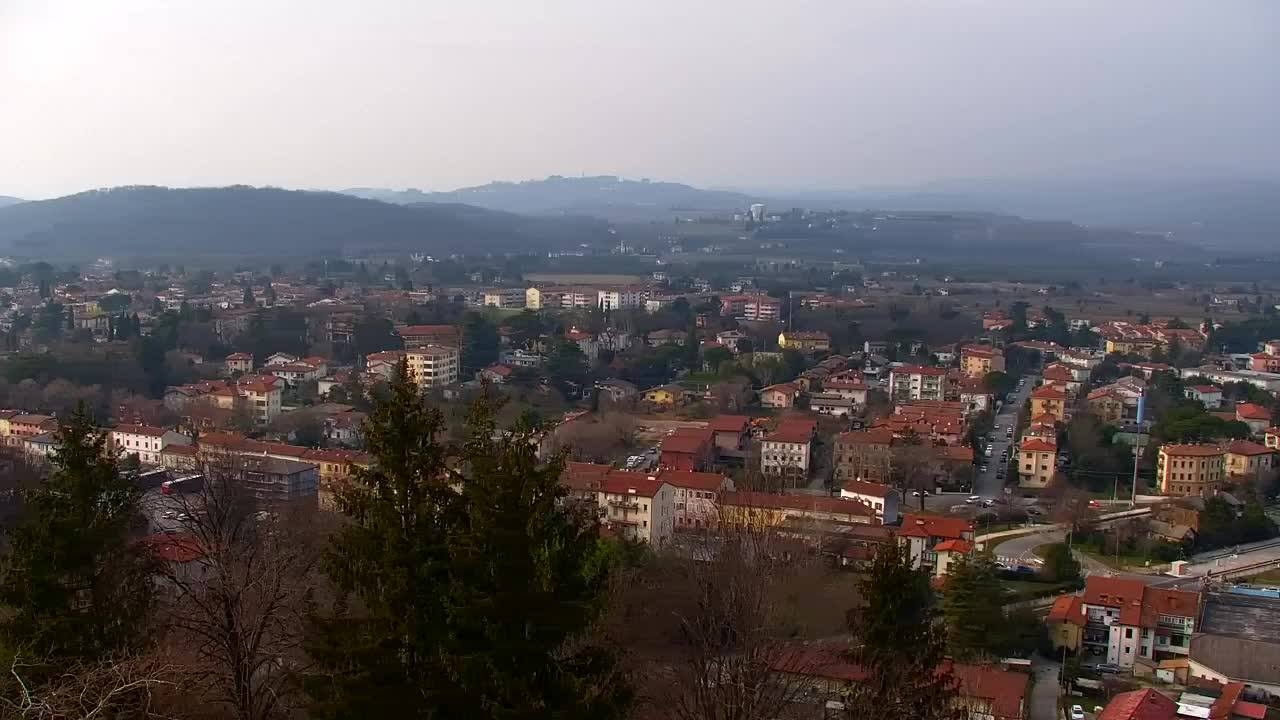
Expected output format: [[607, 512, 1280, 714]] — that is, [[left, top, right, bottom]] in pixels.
[[1029, 658, 1062, 720]]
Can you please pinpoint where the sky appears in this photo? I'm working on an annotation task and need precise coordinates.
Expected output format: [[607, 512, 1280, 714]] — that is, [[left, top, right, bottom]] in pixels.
[[2, 0, 1278, 200]]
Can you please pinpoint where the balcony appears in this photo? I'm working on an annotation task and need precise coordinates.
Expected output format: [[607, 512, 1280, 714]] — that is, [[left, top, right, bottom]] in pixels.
[[608, 499, 642, 511]]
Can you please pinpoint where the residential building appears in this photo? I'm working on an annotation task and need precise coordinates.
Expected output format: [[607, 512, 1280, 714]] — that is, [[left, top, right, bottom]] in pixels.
[[110, 425, 192, 466], [645, 328, 688, 347], [365, 350, 405, 380], [838, 479, 900, 524], [405, 344, 459, 388], [7, 414, 56, 446], [718, 491, 878, 529], [1184, 384, 1224, 409], [1046, 595, 1086, 653], [237, 374, 285, 426], [1077, 576, 1199, 671], [1095, 689, 1178, 720], [661, 470, 732, 530], [1267, 426, 1279, 450], [961, 345, 1005, 378], [1030, 384, 1068, 423], [1191, 591, 1280, 695], [264, 352, 299, 367], [642, 384, 682, 408], [565, 327, 599, 361], [889, 364, 947, 401], [777, 330, 831, 353], [759, 382, 799, 409], [896, 513, 975, 575], [1158, 444, 1226, 497], [1179, 366, 1280, 393], [706, 414, 751, 455], [596, 287, 646, 311], [560, 464, 675, 544], [760, 420, 814, 481], [1222, 440, 1274, 481], [809, 392, 855, 417], [658, 428, 715, 471], [267, 361, 325, 386], [499, 349, 545, 368], [822, 379, 870, 405], [715, 330, 747, 352], [482, 287, 526, 308], [832, 427, 895, 484], [719, 293, 781, 321], [1249, 353, 1280, 374], [1017, 438, 1058, 488], [224, 352, 254, 374], [235, 455, 319, 504], [396, 324, 460, 349], [1235, 403, 1273, 435]]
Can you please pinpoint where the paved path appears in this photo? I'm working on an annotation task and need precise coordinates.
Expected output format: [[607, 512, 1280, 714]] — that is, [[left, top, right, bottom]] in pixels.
[[975, 373, 1038, 498], [1029, 658, 1062, 720]]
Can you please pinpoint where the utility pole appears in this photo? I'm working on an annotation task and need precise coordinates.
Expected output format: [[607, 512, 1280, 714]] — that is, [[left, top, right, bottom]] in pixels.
[[1131, 394, 1145, 507]]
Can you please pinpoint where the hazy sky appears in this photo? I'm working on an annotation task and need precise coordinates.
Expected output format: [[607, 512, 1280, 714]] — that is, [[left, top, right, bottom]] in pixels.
[[2, 0, 1277, 199]]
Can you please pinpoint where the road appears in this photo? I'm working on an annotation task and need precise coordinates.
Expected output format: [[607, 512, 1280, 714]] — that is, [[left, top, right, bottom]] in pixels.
[[975, 372, 1039, 499], [1029, 658, 1063, 720]]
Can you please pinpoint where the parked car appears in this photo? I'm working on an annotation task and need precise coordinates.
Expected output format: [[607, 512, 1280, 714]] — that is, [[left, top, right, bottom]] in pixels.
[[966, 495, 982, 504], [1070, 704, 1086, 720], [1089, 499, 1101, 508], [912, 490, 931, 497], [1095, 663, 1120, 674]]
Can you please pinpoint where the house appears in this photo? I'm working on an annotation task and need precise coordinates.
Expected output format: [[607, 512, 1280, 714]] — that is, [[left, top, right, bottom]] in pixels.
[[1016, 438, 1058, 488], [560, 464, 675, 544], [364, 350, 406, 380], [646, 328, 688, 347], [1249, 353, 1280, 374], [932, 538, 975, 577], [770, 645, 1030, 720], [838, 479, 900, 524], [499, 349, 545, 368], [159, 444, 200, 471], [1046, 594, 1086, 653], [7, 414, 56, 446], [1235, 403, 1273, 435], [1074, 576, 1199, 671], [1184, 385, 1224, 409], [478, 363, 514, 384], [565, 327, 599, 361], [594, 379, 638, 405], [888, 364, 948, 401], [236, 374, 284, 425], [1157, 444, 1226, 497], [661, 469, 732, 530], [264, 352, 298, 367], [396, 324, 460, 349], [809, 392, 855, 417], [235, 456, 319, 505], [832, 427, 895, 484], [759, 383, 799, 409], [23, 433, 57, 461], [1221, 440, 1274, 481], [760, 420, 815, 481], [642, 384, 683, 408], [777, 330, 831, 353], [1030, 384, 1069, 423], [715, 330, 747, 353], [1267, 426, 1280, 450], [896, 513, 975, 575], [658, 428, 715, 471], [1095, 689, 1178, 720], [706, 414, 751, 456], [267, 362, 325, 386], [110, 425, 193, 466], [822, 379, 870, 405], [405, 345, 459, 388], [224, 352, 254, 374], [961, 345, 1005, 378]]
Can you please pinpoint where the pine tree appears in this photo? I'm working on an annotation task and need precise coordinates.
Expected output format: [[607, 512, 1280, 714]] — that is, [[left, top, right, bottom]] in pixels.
[[304, 361, 458, 718], [843, 544, 959, 720], [941, 555, 1011, 660], [243, 284, 256, 307], [0, 404, 154, 662], [442, 395, 630, 717]]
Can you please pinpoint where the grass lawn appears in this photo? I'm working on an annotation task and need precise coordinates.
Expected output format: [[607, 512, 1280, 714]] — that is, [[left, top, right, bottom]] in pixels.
[[1243, 569, 1280, 584], [1001, 579, 1076, 602], [1079, 547, 1155, 570]]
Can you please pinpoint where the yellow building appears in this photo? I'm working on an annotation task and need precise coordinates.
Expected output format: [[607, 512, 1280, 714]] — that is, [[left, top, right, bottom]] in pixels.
[[777, 331, 832, 353], [1157, 444, 1225, 497], [1046, 595, 1085, 652], [961, 346, 1005, 378], [643, 384, 682, 407], [1222, 440, 1274, 480], [1030, 385, 1068, 423], [1017, 438, 1058, 488]]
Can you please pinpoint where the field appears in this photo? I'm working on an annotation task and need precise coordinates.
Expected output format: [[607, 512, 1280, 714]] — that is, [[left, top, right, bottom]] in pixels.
[[524, 273, 648, 285]]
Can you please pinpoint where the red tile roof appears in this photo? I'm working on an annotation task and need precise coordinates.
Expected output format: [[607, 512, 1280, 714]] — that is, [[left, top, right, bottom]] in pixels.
[[1097, 688, 1178, 720], [1222, 440, 1273, 456], [720, 491, 876, 518], [706, 415, 751, 433], [111, 424, 169, 437], [661, 429, 714, 454], [1083, 576, 1145, 612], [1236, 403, 1272, 421], [897, 513, 973, 540], [835, 427, 895, 446], [659, 470, 726, 492], [1031, 385, 1067, 400], [225, 352, 252, 361], [766, 425, 813, 444], [139, 533, 205, 563], [1019, 438, 1058, 453], [1160, 443, 1225, 457], [893, 364, 946, 376], [1047, 594, 1085, 626], [933, 539, 973, 553], [598, 472, 666, 498]]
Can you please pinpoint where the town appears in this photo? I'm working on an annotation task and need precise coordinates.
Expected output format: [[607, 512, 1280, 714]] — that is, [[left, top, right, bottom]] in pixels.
[[1, 244, 1280, 720]]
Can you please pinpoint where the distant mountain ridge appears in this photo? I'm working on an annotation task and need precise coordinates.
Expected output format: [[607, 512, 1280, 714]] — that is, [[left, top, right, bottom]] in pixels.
[[0, 185, 609, 260], [0, 196, 23, 208], [349, 175, 759, 219]]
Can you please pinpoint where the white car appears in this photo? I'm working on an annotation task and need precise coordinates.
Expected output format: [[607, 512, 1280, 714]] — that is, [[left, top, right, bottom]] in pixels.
[[911, 490, 931, 497], [1070, 705, 1085, 720], [966, 495, 982, 504]]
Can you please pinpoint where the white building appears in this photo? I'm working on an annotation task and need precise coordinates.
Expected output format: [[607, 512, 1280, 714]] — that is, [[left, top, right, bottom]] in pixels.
[[483, 288, 526, 308], [111, 425, 193, 466], [406, 344, 460, 388], [838, 479, 900, 524], [597, 287, 646, 311]]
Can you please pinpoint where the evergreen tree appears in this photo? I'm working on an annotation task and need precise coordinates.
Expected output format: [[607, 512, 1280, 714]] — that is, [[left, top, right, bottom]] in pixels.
[[0, 405, 153, 662], [941, 555, 1011, 660], [442, 396, 630, 717], [461, 312, 500, 376], [304, 361, 456, 718], [843, 544, 958, 720], [243, 284, 256, 307]]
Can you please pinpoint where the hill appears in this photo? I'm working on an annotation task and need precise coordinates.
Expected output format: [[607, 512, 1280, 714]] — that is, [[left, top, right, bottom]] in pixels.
[[0, 186, 610, 260], [415, 175, 757, 218], [340, 187, 434, 204], [0, 196, 23, 208]]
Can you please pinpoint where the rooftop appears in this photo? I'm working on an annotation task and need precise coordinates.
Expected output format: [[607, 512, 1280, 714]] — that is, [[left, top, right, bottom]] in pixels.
[[1160, 443, 1225, 458]]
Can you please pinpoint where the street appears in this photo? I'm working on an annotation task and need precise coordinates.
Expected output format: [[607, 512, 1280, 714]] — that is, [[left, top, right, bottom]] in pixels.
[[975, 372, 1039, 499]]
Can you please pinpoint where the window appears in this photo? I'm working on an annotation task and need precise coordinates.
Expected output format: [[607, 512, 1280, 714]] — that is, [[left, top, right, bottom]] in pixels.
[[1125, 628, 1133, 639]]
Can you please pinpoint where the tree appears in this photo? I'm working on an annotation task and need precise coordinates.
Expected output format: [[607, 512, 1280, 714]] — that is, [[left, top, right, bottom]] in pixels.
[[702, 345, 733, 372], [304, 363, 455, 718], [982, 370, 1014, 397], [242, 285, 255, 307], [1041, 543, 1082, 585], [842, 543, 959, 720], [0, 405, 154, 663], [444, 396, 630, 717], [547, 338, 588, 397], [461, 313, 499, 376], [893, 430, 940, 511], [941, 556, 1011, 661]]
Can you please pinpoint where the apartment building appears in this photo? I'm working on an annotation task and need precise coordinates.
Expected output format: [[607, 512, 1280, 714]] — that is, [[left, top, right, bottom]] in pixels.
[[777, 330, 832, 353], [760, 420, 815, 481], [6, 414, 56, 447], [896, 514, 975, 576], [661, 470, 732, 530], [719, 293, 781, 321], [405, 344, 459, 389], [888, 364, 948, 401], [482, 288, 526, 308], [837, 479, 900, 524], [237, 374, 284, 426], [1222, 440, 1274, 480], [1068, 577, 1199, 671], [961, 345, 1005, 378], [1157, 444, 1226, 497], [561, 463, 675, 544], [1017, 438, 1058, 488], [110, 425, 192, 466], [832, 427, 894, 484], [1030, 384, 1069, 423], [597, 287, 647, 311], [235, 456, 320, 505], [396, 324, 460, 349]]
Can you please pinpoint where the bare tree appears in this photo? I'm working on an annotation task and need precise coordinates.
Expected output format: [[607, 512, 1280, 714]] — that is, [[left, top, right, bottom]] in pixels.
[[1, 653, 178, 720], [150, 456, 325, 720], [892, 440, 941, 512]]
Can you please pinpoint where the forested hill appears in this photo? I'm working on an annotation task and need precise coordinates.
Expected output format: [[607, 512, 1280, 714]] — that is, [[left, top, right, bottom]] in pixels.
[[408, 175, 758, 218], [0, 186, 610, 260]]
